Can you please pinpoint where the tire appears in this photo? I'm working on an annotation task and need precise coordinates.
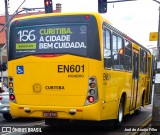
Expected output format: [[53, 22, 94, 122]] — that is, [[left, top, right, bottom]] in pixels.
[[3, 113, 12, 121], [114, 98, 124, 128]]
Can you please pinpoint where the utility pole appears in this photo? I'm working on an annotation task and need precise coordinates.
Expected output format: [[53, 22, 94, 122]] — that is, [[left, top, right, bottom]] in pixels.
[[152, 0, 160, 134], [4, 0, 9, 47], [0, 45, 6, 90], [0, 0, 27, 33], [0, 0, 9, 83], [0, 0, 26, 84]]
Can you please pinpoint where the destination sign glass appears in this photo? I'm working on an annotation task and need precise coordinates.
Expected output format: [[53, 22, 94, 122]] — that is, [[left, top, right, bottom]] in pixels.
[[14, 24, 87, 57]]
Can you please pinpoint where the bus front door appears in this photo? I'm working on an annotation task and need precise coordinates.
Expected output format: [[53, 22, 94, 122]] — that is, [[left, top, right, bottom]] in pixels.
[[130, 49, 139, 111]]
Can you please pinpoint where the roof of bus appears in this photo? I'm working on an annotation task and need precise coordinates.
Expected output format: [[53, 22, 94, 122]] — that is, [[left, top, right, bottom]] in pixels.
[[11, 12, 111, 24]]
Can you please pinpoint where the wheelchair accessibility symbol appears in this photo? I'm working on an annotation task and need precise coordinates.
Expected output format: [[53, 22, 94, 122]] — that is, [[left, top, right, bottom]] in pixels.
[[17, 66, 24, 74]]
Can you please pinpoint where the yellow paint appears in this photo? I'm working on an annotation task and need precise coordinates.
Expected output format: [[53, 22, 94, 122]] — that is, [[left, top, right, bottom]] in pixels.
[[9, 12, 153, 123]]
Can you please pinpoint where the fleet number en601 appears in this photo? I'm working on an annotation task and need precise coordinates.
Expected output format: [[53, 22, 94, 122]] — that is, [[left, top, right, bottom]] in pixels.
[[58, 65, 84, 73]]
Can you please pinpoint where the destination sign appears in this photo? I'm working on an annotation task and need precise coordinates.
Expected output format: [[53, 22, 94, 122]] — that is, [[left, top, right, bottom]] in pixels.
[[14, 24, 87, 57]]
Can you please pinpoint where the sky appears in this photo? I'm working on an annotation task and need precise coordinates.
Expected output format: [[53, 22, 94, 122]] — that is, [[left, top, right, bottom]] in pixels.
[[0, 0, 159, 48]]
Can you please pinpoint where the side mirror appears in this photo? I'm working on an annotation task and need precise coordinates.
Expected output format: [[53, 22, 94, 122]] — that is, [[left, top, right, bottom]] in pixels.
[[98, 0, 107, 13]]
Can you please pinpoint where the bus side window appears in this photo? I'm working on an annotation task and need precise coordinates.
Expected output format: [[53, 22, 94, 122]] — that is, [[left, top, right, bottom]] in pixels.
[[124, 40, 132, 71], [112, 34, 124, 70], [103, 29, 112, 69], [140, 49, 147, 73]]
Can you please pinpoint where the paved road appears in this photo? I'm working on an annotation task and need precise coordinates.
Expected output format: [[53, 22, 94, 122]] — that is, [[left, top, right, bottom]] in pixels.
[[0, 104, 152, 135], [0, 114, 43, 127], [29, 105, 152, 135]]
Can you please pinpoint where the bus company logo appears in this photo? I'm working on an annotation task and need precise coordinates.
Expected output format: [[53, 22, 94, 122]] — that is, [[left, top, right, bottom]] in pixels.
[[33, 83, 41, 93]]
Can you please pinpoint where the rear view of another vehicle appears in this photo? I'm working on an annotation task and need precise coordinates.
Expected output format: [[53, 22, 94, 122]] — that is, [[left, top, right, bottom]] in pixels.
[[0, 92, 12, 121]]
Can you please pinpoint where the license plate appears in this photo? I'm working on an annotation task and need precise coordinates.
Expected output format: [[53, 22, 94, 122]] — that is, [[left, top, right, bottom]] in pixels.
[[43, 112, 58, 117]]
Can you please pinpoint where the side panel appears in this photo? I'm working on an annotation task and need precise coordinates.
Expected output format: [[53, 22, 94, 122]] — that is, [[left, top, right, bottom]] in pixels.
[[101, 70, 132, 120]]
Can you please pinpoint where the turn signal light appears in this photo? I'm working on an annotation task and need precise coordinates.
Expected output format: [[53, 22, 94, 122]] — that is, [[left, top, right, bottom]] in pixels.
[[9, 82, 13, 87]]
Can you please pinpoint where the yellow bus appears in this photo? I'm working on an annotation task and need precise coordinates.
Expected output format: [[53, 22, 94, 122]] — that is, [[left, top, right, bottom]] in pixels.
[[8, 12, 154, 127]]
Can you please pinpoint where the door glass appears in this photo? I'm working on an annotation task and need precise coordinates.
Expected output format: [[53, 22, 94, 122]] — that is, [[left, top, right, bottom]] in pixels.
[[133, 52, 139, 79]]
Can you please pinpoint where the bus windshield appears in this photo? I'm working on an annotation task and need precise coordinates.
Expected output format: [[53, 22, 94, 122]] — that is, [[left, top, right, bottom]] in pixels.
[[9, 15, 101, 61]]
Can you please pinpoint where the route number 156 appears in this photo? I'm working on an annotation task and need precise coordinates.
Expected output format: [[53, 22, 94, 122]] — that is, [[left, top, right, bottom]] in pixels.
[[17, 30, 36, 42]]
